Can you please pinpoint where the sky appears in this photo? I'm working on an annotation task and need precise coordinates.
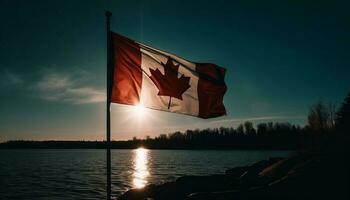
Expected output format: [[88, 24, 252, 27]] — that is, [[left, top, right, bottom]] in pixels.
[[0, 0, 349, 141]]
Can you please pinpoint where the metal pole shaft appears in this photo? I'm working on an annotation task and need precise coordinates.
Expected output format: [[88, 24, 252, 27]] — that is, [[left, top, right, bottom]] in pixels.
[[105, 11, 112, 200]]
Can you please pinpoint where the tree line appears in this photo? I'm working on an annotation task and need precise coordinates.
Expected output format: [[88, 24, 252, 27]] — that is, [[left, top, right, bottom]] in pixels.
[[130, 92, 349, 151], [133, 121, 303, 150], [1, 92, 349, 150]]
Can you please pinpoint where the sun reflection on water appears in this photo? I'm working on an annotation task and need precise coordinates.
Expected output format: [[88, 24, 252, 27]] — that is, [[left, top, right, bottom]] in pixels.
[[133, 147, 149, 188]]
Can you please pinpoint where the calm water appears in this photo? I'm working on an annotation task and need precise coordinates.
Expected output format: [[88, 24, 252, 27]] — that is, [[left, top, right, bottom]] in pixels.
[[0, 149, 291, 200]]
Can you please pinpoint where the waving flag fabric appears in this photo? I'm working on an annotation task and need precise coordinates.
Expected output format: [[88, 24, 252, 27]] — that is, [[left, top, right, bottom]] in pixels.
[[111, 33, 227, 118]]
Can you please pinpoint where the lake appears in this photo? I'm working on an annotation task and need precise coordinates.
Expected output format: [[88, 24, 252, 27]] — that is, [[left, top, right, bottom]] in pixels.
[[0, 149, 291, 200]]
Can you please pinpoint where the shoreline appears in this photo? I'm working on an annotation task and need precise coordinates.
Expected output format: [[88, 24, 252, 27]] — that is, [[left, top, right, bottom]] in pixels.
[[0, 147, 294, 150], [0, 141, 296, 150], [117, 152, 349, 200]]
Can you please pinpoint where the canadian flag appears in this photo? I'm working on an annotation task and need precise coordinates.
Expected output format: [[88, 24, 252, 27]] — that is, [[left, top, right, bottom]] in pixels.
[[111, 33, 227, 118]]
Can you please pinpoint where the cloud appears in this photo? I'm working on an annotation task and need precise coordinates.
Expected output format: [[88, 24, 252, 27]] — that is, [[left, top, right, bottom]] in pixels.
[[33, 69, 105, 104], [64, 87, 106, 104], [1, 70, 23, 86], [35, 72, 74, 91], [208, 115, 306, 125]]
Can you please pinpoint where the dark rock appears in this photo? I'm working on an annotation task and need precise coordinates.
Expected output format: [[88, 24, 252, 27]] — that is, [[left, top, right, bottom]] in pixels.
[[268, 157, 284, 164], [154, 175, 231, 200], [259, 153, 313, 183], [225, 166, 248, 178], [237, 160, 270, 188], [175, 175, 229, 190], [117, 184, 156, 200], [186, 190, 238, 200], [118, 154, 350, 200], [186, 186, 290, 200]]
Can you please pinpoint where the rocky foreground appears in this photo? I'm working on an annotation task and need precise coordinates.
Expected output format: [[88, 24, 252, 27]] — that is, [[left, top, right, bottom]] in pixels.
[[118, 152, 349, 200]]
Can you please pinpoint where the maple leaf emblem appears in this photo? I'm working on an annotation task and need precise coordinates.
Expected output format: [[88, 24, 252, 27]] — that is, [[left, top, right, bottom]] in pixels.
[[149, 57, 191, 109]]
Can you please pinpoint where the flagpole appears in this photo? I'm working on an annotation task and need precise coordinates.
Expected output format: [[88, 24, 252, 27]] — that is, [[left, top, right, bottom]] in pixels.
[[105, 11, 112, 200]]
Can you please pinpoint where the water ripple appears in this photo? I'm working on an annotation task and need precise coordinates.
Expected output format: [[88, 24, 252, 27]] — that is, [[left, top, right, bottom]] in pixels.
[[0, 149, 290, 199]]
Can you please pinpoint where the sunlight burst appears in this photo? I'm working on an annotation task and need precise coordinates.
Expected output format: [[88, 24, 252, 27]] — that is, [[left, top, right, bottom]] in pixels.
[[132, 104, 147, 120]]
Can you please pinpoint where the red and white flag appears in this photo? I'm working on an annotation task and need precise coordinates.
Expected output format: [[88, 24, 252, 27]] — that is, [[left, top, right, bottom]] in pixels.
[[111, 33, 227, 118]]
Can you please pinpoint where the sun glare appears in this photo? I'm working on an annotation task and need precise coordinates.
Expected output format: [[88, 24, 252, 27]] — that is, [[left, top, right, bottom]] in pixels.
[[132, 104, 147, 120]]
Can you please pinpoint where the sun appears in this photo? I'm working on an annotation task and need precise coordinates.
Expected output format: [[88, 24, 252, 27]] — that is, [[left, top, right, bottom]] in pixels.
[[132, 104, 147, 120]]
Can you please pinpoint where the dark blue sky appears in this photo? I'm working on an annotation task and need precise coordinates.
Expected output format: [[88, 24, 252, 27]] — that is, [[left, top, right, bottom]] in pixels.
[[0, 0, 349, 141]]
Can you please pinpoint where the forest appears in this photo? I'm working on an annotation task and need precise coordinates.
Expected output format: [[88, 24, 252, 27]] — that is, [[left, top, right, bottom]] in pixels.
[[1, 92, 349, 151]]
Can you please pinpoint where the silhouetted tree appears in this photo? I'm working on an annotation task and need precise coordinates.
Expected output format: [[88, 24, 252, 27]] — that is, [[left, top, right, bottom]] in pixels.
[[244, 121, 256, 136], [336, 92, 350, 135], [257, 123, 267, 136], [307, 101, 335, 132], [158, 134, 167, 140], [236, 124, 244, 136], [328, 102, 337, 129], [306, 101, 337, 151]]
